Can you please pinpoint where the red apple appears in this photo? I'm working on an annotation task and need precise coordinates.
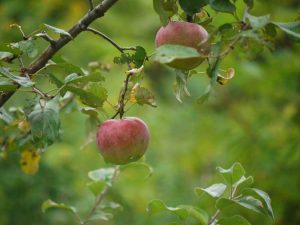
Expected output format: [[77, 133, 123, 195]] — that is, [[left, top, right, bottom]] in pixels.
[[96, 117, 150, 165], [155, 21, 210, 70]]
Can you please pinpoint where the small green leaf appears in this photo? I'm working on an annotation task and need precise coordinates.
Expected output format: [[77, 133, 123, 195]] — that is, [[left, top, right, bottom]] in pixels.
[[217, 162, 245, 185], [153, 0, 177, 26], [147, 199, 189, 220], [236, 196, 265, 214], [64, 71, 104, 85], [40, 62, 83, 76], [0, 81, 18, 91], [233, 176, 254, 194], [218, 215, 251, 225], [121, 161, 154, 179], [88, 167, 115, 184], [186, 206, 208, 225], [179, 0, 208, 15], [28, 104, 60, 147], [272, 21, 300, 42], [243, 188, 274, 219], [41, 199, 76, 214], [66, 83, 107, 108], [0, 67, 34, 87], [87, 181, 106, 196], [209, 0, 236, 14], [100, 201, 122, 210], [11, 40, 38, 58], [155, 44, 201, 64], [0, 51, 14, 61], [89, 211, 113, 221], [246, 13, 270, 30], [43, 24, 72, 39], [195, 183, 227, 198], [133, 46, 147, 67]]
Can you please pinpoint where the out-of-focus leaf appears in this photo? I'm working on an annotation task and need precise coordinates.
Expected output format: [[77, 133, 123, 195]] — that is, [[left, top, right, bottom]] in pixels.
[[11, 40, 38, 58], [233, 176, 254, 194], [89, 211, 113, 221], [179, 0, 208, 15], [41, 199, 77, 213], [100, 201, 123, 210], [66, 83, 107, 108], [147, 199, 189, 220], [209, 0, 236, 14], [217, 68, 235, 85], [153, 0, 177, 26], [243, 188, 274, 219], [0, 67, 34, 87], [246, 13, 270, 30], [155, 44, 201, 64], [20, 149, 40, 175], [121, 161, 154, 179], [173, 71, 191, 103], [217, 162, 245, 185], [243, 0, 254, 9], [130, 85, 156, 107], [88, 167, 115, 184], [43, 24, 72, 39], [218, 215, 251, 225], [0, 81, 18, 91], [272, 21, 300, 41], [0, 51, 13, 61], [216, 196, 266, 215], [87, 181, 106, 196], [39, 62, 83, 76], [28, 104, 60, 147], [195, 183, 227, 198]]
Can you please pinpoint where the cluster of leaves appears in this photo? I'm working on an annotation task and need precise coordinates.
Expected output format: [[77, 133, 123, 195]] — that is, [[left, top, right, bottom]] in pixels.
[[153, 0, 300, 103], [147, 163, 274, 225]]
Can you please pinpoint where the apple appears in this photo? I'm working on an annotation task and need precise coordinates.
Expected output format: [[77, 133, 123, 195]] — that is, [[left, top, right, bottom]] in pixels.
[[96, 117, 150, 165], [155, 21, 209, 70]]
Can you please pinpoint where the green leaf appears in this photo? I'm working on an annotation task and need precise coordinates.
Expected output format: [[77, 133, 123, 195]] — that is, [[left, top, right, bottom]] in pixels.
[[41, 199, 76, 214], [87, 180, 106, 196], [43, 24, 72, 39], [28, 104, 60, 147], [88, 167, 115, 184], [64, 71, 104, 85], [216, 196, 265, 215], [153, 0, 177, 26], [233, 176, 254, 194], [217, 162, 245, 185], [100, 201, 122, 210], [155, 44, 201, 64], [40, 62, 83, 76], [179, 0, 208, 15], [0, 67, 34, 87], [147, 199, 189, 220], [0, 51, 13, 61], [89, 211, 113, 221], [246, 13, 270, 30], [186, 206, 209, 225], [11, 40, 38, 58], [66, 83, 107, 108], [0, 81, 18, 91], [121, 161, 154, 179], [209, 0, 236, 14], [218, 215, 251, 225], [195, 183, 227, 198], [243, 188, 274, 219], [272, 21, 300, 42], [133, 46, 147, 67]]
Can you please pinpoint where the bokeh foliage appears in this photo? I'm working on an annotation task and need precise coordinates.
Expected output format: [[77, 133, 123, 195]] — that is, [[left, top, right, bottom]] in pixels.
[[0, 0, 300, 225]]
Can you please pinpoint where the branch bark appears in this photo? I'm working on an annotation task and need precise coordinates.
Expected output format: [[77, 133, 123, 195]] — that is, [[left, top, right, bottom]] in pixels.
[[0, 0, 120, 107]]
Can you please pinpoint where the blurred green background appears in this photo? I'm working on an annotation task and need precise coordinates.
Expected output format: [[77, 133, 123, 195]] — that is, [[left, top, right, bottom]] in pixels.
[[0, 0, 300, 225]]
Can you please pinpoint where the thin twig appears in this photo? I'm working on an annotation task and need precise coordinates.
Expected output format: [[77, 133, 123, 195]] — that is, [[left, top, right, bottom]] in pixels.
[[85, 27, 136, 53]]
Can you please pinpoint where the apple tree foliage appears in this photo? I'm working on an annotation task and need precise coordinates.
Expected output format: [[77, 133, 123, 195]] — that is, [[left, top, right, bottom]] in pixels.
[[0, 0, 299, 224]]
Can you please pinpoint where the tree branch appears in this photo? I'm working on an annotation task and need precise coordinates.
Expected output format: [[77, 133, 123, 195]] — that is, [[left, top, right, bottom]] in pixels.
[[0, 0, 120, 108]]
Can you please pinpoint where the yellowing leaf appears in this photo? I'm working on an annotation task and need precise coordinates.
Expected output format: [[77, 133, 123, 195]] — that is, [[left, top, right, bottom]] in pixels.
[[20, 150, 41, 175], [217, 68, 235, 85]]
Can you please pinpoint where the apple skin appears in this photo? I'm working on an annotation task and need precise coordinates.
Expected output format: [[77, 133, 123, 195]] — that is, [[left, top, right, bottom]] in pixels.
[[155, 21, 209, 70], [96, 117, 150, 165]]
